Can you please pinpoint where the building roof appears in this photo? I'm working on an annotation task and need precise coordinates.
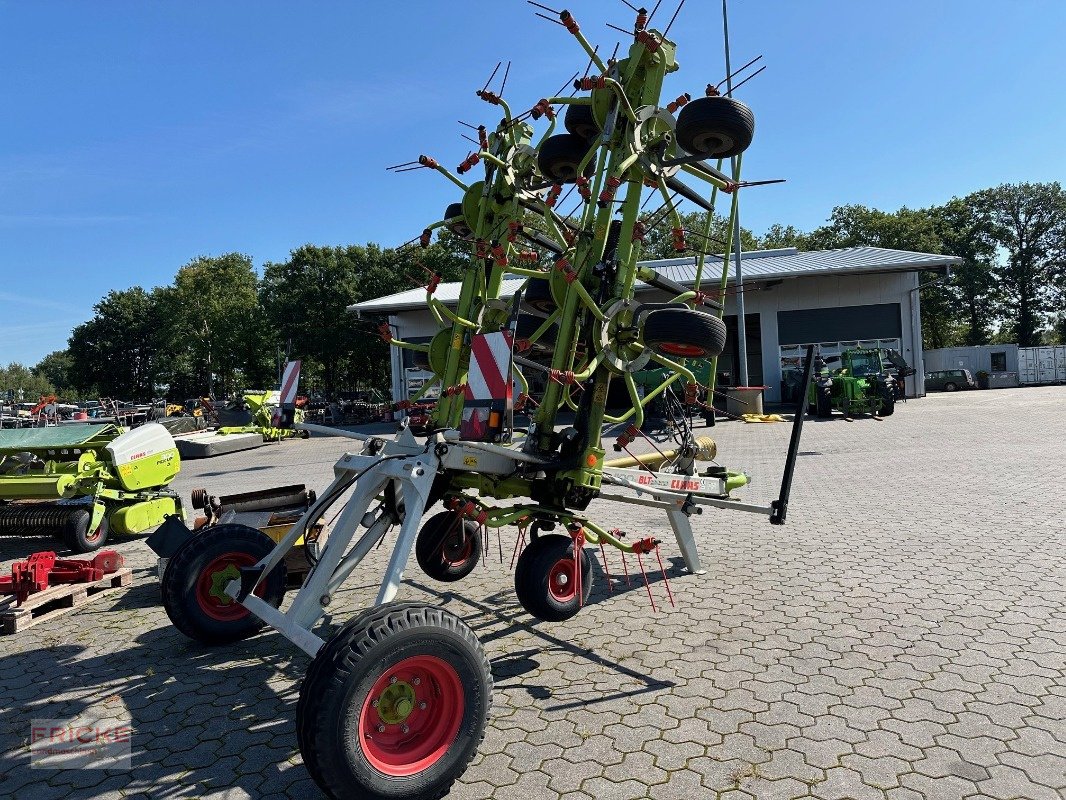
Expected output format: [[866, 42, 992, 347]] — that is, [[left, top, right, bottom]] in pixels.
[[350, 246, 962, 314]]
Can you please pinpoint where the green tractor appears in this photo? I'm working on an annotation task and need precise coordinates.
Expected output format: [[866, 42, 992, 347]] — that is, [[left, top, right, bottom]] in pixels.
[[807, 348, 897, 419]]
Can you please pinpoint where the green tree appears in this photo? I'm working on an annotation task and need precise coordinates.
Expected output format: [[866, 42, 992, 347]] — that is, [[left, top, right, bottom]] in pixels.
[[0, 363, 54, 403], [33, 350, 74, 396], [976, 182, 1066, 347], [68, 287, 161, 398], [163, 253, 266, 398], [931, 196, 997, 346]]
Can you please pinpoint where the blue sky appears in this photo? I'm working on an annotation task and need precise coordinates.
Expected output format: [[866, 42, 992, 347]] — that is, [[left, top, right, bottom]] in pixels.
[[2, 1, 1064, 365]]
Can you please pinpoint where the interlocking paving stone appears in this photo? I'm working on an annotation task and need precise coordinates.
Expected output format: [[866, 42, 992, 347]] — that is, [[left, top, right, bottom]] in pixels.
[[1, 386, 1064, 799]]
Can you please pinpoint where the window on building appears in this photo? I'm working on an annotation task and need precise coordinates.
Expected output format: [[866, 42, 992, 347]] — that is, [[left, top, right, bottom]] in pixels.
[[990, 352, 1007, 372]]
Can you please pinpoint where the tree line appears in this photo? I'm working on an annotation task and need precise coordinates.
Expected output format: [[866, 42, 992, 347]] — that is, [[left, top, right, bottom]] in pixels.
[[4, 181, 1063, 403]]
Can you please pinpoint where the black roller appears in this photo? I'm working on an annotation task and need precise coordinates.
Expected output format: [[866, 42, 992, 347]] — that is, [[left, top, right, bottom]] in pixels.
[[0, 503, 88, 538], [215, 484, 311, 514]]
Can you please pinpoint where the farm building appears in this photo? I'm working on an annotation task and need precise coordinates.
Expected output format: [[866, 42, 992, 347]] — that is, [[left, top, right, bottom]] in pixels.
[[352, 246, 962, 406]]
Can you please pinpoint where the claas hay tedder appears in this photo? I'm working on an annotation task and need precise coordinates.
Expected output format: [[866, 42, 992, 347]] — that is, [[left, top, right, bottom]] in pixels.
[[162, 5, 815, 798]]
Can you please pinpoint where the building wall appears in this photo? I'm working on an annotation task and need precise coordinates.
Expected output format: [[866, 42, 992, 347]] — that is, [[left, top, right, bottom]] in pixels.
[[924, 344, 1020, 375], [384, 270, 924, 405]]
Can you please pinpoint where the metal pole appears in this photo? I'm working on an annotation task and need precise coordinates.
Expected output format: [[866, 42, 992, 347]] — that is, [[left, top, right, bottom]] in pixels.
[[723, 0, 749, 387]]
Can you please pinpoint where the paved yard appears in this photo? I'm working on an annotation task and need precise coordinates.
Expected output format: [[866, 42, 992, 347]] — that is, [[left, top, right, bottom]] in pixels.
[[1, 386, 1064, 799]]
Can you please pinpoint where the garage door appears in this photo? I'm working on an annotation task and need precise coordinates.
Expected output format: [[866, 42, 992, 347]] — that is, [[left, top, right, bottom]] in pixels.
[[777, 303, 902, 346]]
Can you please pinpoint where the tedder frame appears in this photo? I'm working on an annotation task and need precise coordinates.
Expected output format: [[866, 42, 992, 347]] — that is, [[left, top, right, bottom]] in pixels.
[[161, 4, 811, 799]]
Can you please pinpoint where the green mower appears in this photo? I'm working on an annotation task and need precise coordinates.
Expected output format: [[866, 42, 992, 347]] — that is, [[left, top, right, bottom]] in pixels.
[[0, 422, 185, 552]]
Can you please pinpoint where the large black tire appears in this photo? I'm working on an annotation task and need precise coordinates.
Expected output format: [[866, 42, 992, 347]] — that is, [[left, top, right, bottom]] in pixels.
[[443, 202, 471, 238], [675, 96, 755, 158], [63, 509, 109, 553], [514, 534, 593, 622], [513, 314, 558, 353], [537, 134, 595, 183], [944, 382, 958, 392], [878, 390, 896, 417], [815, 385, 833, 418], [297, 603, 492, 800], [161, 524, 285, 645], [523, 278, 556, 314], [642, 308, 728, 359], [414, 511, 482, 583], [564, 102, 599, 141]]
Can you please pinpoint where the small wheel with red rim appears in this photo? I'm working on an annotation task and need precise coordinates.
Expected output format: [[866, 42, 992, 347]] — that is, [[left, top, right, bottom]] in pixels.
[[642, 308, 728, 359], [414, 511, 482, 583], [63, 508, 110, 553], [161, 523, 285, 645], [513, 533, 593, 622], [297, 602, 492, 800]]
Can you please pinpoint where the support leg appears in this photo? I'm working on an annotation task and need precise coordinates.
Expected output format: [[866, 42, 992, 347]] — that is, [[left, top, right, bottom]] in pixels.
[[666, 509, 704, 574]]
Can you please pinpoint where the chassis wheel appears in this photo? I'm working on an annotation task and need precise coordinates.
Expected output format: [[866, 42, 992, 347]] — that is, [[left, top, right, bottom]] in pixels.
[[675, 96, 755, 158], [537, 133, 595, 183], [297, 603, 492, 800], [161, 524, 286, 645], [642, 308, 727, 359], [414, 512, 482, 583], [514, 534, 593, 622], [523, 277, 556, 314], [878, 389, 896, 416], [443, 202, 471, 238], [815, 385, 833, 418], [64, 509, 109, 553], [564, 102, 599, 141]]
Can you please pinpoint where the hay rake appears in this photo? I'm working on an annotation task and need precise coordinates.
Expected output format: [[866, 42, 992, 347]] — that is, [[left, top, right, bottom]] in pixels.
[[162, 4, 814, 798]]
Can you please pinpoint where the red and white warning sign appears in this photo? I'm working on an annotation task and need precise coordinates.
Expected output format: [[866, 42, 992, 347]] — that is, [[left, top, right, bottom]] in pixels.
[[272, 360, 302, 427], [461, 331, 513, 441]]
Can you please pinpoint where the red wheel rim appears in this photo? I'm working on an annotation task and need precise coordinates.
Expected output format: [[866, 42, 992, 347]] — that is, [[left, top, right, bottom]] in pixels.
[[548, 556, 577, 603], [85, 523, 105, 543], [358, 655, 465, 777], [658, 342, 707, 358], [194, 552, 260, 621], [441, 519, 474, 567]]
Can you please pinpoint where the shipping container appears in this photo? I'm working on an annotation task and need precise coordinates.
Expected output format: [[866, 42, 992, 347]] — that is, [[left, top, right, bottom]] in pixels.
[[1018, 346, 1066, 384]]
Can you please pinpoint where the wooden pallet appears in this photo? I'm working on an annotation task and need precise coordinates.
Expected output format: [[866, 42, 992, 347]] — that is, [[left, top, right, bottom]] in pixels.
[[0, 568, 133, 635]]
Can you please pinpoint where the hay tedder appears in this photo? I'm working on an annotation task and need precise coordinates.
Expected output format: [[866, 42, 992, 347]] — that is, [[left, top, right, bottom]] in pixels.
[[162, 5, 814, 798]]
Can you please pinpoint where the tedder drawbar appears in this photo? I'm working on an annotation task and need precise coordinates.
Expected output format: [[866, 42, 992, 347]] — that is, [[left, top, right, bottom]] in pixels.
[[162, 5, 813, 798]]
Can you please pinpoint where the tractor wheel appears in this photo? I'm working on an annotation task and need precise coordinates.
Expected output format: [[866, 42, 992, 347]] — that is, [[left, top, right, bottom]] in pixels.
[[64, 510, 109, 554], [296, 603, 491, 800], [523, 278, 556, 314], [444, 202, 471, 238], [878, 390, 896, 417], [414, 511, 482, 583], [642, 309, 727, 359], [514, 534, 593, 622], [537, 134, 595, 184], [513, 314, 558, 354], [161, 524, 285, 645], [815, 386, 833, 418], [675, 96, 755, 158], [564, 102, 599, 141]]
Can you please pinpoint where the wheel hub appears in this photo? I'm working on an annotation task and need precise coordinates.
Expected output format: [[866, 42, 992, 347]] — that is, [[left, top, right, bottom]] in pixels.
[[375, 680, 417, 725], [207, 563, 240, 604]]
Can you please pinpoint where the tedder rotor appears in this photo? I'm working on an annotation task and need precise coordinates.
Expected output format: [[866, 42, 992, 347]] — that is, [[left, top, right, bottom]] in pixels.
[[162, 5, 814, 798]]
